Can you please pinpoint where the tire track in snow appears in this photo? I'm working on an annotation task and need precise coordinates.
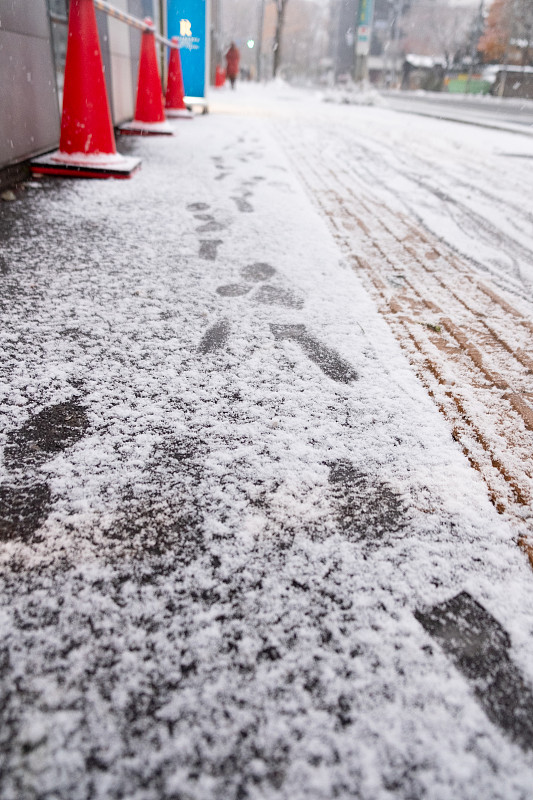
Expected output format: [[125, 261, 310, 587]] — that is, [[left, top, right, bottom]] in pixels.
[[276, 123, 533, 556], [295, 126, 533, 300], [347, 136, 533, 245]]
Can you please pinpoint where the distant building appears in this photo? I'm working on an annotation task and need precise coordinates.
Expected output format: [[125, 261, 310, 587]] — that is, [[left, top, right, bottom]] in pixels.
[[401, 53, 445, 91], [485, 64, 533, 98]]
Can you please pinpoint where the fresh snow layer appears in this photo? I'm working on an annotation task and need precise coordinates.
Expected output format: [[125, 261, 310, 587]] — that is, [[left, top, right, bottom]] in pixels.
[[1, 84, 533, 799]]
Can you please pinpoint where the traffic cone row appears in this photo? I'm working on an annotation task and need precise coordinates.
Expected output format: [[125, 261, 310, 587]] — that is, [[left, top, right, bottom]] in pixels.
[[31, 0, 192, 181]]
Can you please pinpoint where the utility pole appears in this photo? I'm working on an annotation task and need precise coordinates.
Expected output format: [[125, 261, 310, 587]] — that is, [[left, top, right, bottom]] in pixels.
[[498, 0, 515, 97], [466, 0, 484, 91], [257, 0, 265, 81], [499, 0, 516, 97], [273, 0, 289, 78], [390, 0, 404, 88], [354, 0, 375, 83]]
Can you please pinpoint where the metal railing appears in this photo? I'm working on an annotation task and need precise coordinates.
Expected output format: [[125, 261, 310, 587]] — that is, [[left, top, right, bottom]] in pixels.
[[93, 0, 178, 48], [49, 12, 68, 24], [50, 2, 178, 49]]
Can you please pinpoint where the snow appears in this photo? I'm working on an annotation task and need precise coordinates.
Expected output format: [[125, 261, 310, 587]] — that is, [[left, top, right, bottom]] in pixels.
[[0, 82, 533, 798], [49, 151, 130, 165], [483, 64, 533, 81], [405, 54, 446, 68], [322, 84, 384, 107]]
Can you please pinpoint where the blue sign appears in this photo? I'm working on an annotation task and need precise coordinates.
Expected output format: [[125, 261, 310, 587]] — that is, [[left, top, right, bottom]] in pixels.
[[167, 0, 207, 99]]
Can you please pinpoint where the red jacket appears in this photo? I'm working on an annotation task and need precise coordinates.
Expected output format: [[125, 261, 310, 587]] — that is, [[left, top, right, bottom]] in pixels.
[[225, 45, 240, 79]]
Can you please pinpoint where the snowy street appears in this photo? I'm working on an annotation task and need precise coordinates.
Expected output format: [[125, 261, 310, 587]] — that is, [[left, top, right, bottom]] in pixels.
[[380, 90, 533, 134], [1, 84, 533, 798]]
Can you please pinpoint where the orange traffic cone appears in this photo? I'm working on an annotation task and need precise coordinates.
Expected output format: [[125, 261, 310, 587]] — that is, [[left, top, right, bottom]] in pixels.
[[119, 19, 173, 136], [31, 0, 141, 179], [165, 38, 193, 119], [215, 65, 226, 88]]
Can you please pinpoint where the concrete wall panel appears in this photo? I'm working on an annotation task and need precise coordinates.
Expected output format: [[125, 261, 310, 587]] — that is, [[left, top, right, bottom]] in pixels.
[[95, 9, 115, 123], [109, 0, 132, 57], [111, 55, 135, 122], [0, 19, 60, 166], [108, 0, 135, 122], [0, 0, 50, 38]]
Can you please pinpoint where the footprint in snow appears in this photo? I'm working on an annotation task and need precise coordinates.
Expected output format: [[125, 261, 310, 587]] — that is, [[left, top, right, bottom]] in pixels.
[[105, 437, 206, 564], [0, 482, 51, 543], [416, 591, 533, 752], [232, 193, 254, 213], [0, 400, 90, 541], [4, 401, 89, 470], [187, 203, 228, 258], [327, 458, 405, 539], [195, 215, 226, 234], [271, 325, 358, 384], [207, 265, 358, 384], [203, 262, 302, 354], [186, 202, 210, 213], [198, 319, 231, 354], [199, 239, 223, 261], [216, 262, 303, 309]]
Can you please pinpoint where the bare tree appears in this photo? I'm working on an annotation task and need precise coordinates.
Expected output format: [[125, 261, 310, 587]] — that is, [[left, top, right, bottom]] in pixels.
[[402, 0, 476, 67], [273, 0, 290, 77], [276, 0, 331, 81]]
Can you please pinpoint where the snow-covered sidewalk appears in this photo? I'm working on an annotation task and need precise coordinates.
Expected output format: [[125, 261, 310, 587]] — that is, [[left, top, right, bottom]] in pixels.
[[1, 85, 533, 799]]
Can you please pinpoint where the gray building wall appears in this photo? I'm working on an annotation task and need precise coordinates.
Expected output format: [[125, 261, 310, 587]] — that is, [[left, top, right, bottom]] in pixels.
[[0, 0, 60, 168]]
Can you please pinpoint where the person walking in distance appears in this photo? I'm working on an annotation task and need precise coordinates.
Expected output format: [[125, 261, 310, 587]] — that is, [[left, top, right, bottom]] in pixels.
[[225, 42, 240, 90]]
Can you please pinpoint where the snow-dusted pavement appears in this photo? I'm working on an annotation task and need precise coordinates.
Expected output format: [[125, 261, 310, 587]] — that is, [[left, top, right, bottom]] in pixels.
[[1, 84, 533, 799]]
